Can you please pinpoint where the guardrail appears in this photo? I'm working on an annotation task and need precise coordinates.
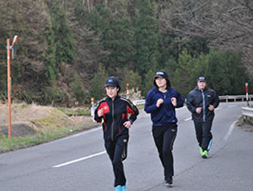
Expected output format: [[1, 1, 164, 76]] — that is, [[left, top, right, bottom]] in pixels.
[[241, 107, 253, 118], [134, 95, 253, 104], [219, 95, 253, 102], [133, 100, 145, 105]]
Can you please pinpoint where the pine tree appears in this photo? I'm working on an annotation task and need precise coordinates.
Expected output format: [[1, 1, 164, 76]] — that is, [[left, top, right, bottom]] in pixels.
[[44, 22, 58, 85], [135, 0, 162, 75], [103, 0, 136, 70], [45, 0, 76, 64], [90, 64, 108, 101], [173, 49, 193, 97]]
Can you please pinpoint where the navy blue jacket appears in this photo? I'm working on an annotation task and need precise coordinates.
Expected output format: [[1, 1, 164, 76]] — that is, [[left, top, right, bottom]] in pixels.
[[144, 87, 184, 126], [186, 87, 219, 122]]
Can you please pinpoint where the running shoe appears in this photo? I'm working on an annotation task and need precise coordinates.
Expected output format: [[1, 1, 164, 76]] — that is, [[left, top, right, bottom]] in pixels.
[[165, 177, 173, 187], [207, 140, 213, 151], [199, 146, 203, 155], [121, 185, 126, 191], [202, 150, 209, 158], [115, 185, 122, 191]]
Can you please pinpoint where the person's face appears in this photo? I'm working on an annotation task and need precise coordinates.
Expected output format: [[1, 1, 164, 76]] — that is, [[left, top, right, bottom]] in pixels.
[[155, 77, 167, 89], [105, 86, 119, 99], [197, 81, 207, 90]]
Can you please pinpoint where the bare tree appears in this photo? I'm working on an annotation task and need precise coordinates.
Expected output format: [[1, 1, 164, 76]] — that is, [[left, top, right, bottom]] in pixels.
[[160, 0, 253, 79]]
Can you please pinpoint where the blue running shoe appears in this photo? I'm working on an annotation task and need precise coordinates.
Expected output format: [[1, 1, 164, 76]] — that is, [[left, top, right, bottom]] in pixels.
[[115, 185, 122, 191], [121, 185, 126, 191]]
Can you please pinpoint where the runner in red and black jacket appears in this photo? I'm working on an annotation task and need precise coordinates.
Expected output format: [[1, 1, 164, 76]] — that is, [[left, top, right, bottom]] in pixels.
[[94, 95, 139, 141], [94, 76, 139, 191]]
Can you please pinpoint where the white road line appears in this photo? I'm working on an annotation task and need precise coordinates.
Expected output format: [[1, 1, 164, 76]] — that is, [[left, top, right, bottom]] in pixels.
[[71, 128, 101, 138], [223, 121, 237, 141], [53, 151, 106, 168], [59, 127, 101, 141], [228, 105, 237, 108], [216, 107, 222, 111], [184, 117, 192, 121]]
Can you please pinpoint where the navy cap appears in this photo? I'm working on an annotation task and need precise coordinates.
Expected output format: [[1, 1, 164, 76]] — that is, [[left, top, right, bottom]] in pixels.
[[154, 71, 169, 80], [104, 77, 119, 87], [104, 76, 121, 92], [198, 77, 206, 82]]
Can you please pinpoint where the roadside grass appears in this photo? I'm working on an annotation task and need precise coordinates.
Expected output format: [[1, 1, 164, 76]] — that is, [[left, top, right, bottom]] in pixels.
[[137, 104, 144, 109], [236, 115, 253, 132], [0, 124, 94, 153], [58, 107, 90, 116]]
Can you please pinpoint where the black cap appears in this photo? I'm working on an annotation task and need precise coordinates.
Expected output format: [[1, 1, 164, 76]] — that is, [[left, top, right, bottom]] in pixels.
[[198, 76, 206, 82], [104, 76, 121, 91], [153, 71, 171, 89], [153, 71, 169, 80]]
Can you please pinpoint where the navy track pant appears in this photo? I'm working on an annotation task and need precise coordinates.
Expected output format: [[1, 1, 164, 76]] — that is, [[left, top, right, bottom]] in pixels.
[[104, 136, 128, 187], [152, 124, 177, 180], [194, 120, 213, 151]]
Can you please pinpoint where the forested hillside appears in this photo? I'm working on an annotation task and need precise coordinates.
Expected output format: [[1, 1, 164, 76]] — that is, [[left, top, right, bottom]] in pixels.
[[0, 0, 251, 106]]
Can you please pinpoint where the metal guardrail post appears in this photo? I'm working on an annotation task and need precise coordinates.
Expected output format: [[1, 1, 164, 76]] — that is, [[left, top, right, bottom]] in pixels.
[[219, 95, 253, 102], [241, 107, 253, 118]]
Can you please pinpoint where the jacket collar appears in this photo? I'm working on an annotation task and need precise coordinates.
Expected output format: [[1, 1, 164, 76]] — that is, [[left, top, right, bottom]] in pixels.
[[195, 86, 207, 91], [107, 95, 120, 101]]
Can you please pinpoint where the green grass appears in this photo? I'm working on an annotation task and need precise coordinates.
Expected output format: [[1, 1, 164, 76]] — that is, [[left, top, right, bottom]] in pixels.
[[0, 124, 95, 153], [137, 104, 144, 110], [57, 107, 90, 116], [21, 104, 28, 109]]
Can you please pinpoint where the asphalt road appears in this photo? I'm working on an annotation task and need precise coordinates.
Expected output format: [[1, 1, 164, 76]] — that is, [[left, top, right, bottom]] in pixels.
[[0, 102, 253, 191]]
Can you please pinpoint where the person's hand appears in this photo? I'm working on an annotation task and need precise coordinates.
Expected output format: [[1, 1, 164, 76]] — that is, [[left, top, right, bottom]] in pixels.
[[196, 107, 202, 114], [124, 121, 132, 129], [156, 98, 164, 107], [97, 108, 104, 117], [171, 97, 177, 107], [208, 105, 214, 111]]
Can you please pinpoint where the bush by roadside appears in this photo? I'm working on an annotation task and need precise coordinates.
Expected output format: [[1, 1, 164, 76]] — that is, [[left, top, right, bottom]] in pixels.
[[236, 116, 253, 132]]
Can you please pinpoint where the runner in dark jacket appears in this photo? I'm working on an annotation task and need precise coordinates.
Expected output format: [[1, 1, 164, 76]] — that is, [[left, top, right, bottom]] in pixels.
[[145, 71, 184, 187], [94, 76, 139, 191], [186, 77, 219, 158]]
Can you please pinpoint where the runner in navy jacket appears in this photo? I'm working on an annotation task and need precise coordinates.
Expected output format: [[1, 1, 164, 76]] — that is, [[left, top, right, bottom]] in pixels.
[[145, 71, 184, 187]]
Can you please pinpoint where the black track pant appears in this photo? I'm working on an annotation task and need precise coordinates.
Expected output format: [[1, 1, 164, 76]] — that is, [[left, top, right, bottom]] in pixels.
[[104, 136, 128, 187], [152, 124, 177, 180], [194, 120, 213, 151]]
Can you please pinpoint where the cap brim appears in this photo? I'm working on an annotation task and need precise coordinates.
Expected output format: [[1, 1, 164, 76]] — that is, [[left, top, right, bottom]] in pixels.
[[104, 84, 117, 87], [154, 74, 164, 79]]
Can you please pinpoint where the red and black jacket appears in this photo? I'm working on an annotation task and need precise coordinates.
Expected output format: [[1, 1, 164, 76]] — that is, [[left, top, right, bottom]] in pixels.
[[94, 95, 139, 141]]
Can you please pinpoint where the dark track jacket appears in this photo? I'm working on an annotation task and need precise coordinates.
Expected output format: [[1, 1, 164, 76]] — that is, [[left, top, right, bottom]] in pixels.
[[94, 95, 139, 141], [186, 87, 219, 122], [144, 87, 184, 126]]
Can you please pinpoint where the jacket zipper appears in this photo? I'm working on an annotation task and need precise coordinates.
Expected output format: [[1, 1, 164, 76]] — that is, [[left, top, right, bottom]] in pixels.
[[201, 90, 206, 122], [111, 100, 115, 141]]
